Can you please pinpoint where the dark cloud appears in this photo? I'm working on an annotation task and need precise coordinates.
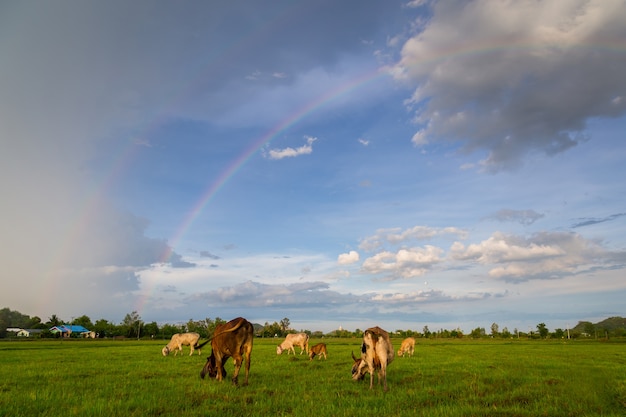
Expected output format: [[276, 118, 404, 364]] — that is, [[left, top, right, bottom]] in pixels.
[[489, 209, 544, 226], [61, 203, 185, 269], [199, 251, 221, 260], [396, 0, 626, 171], [187, 280, 343, 308], [571, 213, 626, 228]]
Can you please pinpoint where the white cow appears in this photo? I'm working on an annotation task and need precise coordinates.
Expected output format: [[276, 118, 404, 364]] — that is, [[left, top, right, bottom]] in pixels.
[[162, 332, 204, 356], [397, 337, 415, 357], [276, 333, 309, 355], [351, 326, 394, 391]]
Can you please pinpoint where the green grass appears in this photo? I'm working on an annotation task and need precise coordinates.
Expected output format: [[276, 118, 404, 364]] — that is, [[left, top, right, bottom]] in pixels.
[[0, 338, 624, 416]]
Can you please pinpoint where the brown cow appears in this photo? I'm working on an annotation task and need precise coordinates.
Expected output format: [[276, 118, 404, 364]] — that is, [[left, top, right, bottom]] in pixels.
[[351, 326, 394, 391], [397, 337, 415, 357], [200, 317, 253, 386], [308, 343, 327, 361], [276, 333, 309, 355]]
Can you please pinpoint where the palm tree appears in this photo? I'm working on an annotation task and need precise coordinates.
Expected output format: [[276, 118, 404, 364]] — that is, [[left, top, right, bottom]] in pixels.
[[47, 314, 62, 327]]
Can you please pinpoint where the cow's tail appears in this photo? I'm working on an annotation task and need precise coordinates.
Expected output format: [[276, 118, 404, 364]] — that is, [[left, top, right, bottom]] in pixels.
[[195, 339, 211, 350], [205, 317, 249, 344]]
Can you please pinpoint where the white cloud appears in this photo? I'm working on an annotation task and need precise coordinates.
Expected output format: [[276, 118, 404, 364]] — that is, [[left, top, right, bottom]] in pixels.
[[449, 231, 624, 282], [358, 138, 370, 146], [359, 225, 468, 252], [266, 136, 317, 160], [338, 250, 360, 265], [361, 246, 444, 279], [404, 0, 428, 8], [394, 0, 626, 171], [411, 129, 428, 146]]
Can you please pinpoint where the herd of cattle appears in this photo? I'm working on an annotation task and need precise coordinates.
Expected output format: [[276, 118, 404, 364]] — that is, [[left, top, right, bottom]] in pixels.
[[162, 317, 415, 390]]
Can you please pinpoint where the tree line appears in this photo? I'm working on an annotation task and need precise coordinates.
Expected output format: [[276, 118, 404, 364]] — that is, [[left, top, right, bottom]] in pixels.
[[1, 307, 624, 340]]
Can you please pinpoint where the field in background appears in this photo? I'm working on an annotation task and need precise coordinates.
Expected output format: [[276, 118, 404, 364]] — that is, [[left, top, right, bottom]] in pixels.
[[0, 337, 625, 417]]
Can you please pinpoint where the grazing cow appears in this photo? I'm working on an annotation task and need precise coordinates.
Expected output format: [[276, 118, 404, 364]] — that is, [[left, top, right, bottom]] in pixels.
[[351, 326, 394, 391], [162, 332, 208, 356], [397, 337, 415, 357], [308, 343, 327, 361], [200, 317, 253, 386], [276, 333, 309, 355]]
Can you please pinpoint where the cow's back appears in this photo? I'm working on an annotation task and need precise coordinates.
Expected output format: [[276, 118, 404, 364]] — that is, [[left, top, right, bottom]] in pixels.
[[212, 317, 254, 353]]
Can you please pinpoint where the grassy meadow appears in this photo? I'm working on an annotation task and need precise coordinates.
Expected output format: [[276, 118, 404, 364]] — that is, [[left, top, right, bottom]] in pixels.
[[0, 337, 625, 417]]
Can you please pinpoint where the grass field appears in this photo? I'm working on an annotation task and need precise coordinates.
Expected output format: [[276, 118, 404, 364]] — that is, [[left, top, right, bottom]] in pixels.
[[0, 337, 624, 416]]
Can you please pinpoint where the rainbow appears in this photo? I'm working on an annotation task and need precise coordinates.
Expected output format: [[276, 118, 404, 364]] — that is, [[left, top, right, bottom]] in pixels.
[[159, 66, 391, 262], [158, 39, 626, 261]]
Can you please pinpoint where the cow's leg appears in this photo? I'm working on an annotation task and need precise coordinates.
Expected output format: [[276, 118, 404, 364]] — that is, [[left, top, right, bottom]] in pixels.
[[243, 345, 252, 386], [231, 354, 242, 386], [381, 365, 388, 391], [214, 353, 225, 382], [189, 344, 194, 356]]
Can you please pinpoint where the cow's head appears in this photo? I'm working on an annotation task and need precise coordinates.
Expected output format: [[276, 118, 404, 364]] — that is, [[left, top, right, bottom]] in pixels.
[[200, 355, 227, 380], [351, 350, 366, 381], [162, 346, 170, 356], [276, 345, 283, 355]]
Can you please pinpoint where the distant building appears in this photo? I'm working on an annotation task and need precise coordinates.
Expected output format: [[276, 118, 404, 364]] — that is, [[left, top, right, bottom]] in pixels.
[[50, 324, 92, 338], [16, 329, 44, 337]]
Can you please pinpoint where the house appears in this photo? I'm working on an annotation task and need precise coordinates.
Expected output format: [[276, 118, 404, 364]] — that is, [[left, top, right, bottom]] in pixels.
[[50, 324, 92, 338], [16, 329, 44, 337]]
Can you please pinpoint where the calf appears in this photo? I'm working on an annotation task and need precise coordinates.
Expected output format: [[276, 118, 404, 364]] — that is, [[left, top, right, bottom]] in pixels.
[[397, 337, 415, 357], [351, 326, 394, 391], [308, 343, 327, 361]]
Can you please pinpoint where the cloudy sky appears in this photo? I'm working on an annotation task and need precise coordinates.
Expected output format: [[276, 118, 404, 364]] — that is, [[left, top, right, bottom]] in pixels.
[[1, 0, 625, 333]]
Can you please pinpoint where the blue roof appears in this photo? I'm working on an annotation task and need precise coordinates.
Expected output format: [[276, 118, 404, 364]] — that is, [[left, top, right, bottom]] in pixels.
[[50, 324, 90, 333]]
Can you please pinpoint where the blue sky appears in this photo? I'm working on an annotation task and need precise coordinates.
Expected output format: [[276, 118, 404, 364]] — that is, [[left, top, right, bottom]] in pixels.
[[1, 0, 625, 334]]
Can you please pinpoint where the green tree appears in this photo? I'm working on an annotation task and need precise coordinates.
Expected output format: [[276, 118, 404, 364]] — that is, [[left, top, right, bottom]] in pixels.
[[501, 327, 512, 338], [47, 314, 62, 327], [27, 316, 45, 329], [143, 321, 159, 339], [72, 315, 94, 329], [471, 327, 486, 338], [536, 323, 549, 339], [490, 322, 499, 337], [423, 325, 431, 338], [160, 323, 184, 338], [93, 319, 114, 338], [280, 318, 291, 333], [263, 321, 282, 338], [122, 311, 143, 339]]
